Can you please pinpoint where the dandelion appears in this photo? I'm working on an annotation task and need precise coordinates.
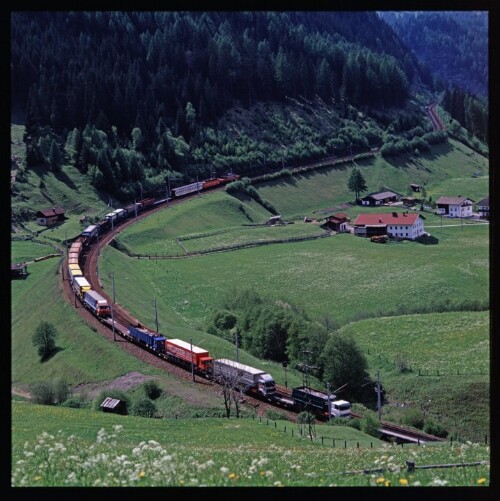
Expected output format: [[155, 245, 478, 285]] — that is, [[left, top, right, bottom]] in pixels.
[[376, 477, 385, 484], [384, 480, 391, 487], [228, 473, 238, 480], [34, 476, 41, 481], [477, 478, 487, 485], [138, 471, 146, 478], [399, 478, 408, 486]]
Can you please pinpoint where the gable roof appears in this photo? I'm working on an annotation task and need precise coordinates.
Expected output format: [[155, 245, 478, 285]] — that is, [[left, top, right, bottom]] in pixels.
[[363, 191, 398, 201], [37, 207, 65, 217], [353, 212, 420, 226], [436, 196, 473, 205], [327, 212, 349, 223], [476, 196, 489, 206]]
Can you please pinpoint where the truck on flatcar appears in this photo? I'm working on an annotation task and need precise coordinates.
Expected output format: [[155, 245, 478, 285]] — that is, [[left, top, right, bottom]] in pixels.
[[71, 275, 91, 297], [211, 359, 276, 397], [83, 290, 111, 317], [164, 338, 214, 372], [291, 386, 351, 419]]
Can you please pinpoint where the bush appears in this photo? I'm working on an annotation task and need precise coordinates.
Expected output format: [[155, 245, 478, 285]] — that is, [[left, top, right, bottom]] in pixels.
[[423, 419, 448, 438], [361, 410, 381, 438], [61, 397, 83, 408], [403, 408, 425, 430], [143, 380, 162, 400], [132, 398, 157, 418], [31, 382, 55, 405], [53, 378, 70, 404], [264, 409, 292, 421]]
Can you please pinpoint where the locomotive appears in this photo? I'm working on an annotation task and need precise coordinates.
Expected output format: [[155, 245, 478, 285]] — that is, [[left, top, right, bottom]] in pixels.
[[65, 170, 351, 419]]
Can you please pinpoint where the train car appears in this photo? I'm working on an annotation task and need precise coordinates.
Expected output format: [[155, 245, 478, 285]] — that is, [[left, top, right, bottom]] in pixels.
[[164, 338, 213, 372], [68, 257, 79, 266], [68, 252, 80, 261], [105, 211, 118, 223], [140, 198, 156, 209], [68, 264, 83, 277], [211, 359, 276, 397], [128, 325, 166, 353], [172, 182, 204, 198], [83, 290, 111, 317], [70, 241, 82, 254], [124, 203, 140, 217], [202, 178, 223, 189], [97, 219, 110, 233], [71, 276, 91, 297], [112, 208, 126, 220], [291, 386, 351, 419], [81, 224, 98, 239]]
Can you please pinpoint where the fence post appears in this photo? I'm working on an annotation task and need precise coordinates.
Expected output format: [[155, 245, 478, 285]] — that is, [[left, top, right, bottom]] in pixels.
[[357, 442, 359, 448], [275, 422, 277, 428], [371, 442, 373, 449], [344, 441, 347, 448], [259, 416, 261, 423], [406, 461, 415, 473], [419, 369, 421, 376], [333, 439, 335, 448], [485, 435, 488, 445], [284, 426, 286, 433], [292, 429, 294, 437]]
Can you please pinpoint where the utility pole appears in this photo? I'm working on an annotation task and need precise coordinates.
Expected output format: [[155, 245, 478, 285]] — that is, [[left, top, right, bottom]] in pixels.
[[154, 297, 159, 333], [327, 382, 332, 422], [283, 361, 288, 388], [301, 349, 317, 440], [377, 369, 382, 420], [190, 337, 195, 382], [196, 173, 200, 196], [111, 271, 116, 304], [134, 200, 138, 222], [96, 229, 100, 256], [235, 329, 239, 362], [167, 177, 171, 206], [111, 303, 115, 342]]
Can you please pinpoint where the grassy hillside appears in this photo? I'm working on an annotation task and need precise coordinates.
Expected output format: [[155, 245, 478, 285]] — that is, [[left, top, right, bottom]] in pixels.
[[11, 401, 489, 487], [105, 222, 488, 328], [256, 138, 488, 218]]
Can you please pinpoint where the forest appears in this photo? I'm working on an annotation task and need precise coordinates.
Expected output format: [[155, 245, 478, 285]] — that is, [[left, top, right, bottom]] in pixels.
[[11, 11, 488, 202]]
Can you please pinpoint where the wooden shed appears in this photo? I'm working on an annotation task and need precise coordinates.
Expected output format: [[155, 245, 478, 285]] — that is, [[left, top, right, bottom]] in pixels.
[[11, 262, 28, 279], [100, 397, 127, 415]]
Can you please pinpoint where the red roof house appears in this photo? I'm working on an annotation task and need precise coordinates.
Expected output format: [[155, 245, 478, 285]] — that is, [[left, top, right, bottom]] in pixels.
[[353, 212, 425, 240]]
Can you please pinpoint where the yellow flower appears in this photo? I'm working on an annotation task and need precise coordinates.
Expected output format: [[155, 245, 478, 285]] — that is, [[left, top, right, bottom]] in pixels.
[[376, 477, 385, 484], [229, 473, 238, 480], [399, 478, 408, 486], [138, 471, 146, 478], [477, 478, 487, 485], [260, 471, 266, 477], [384, 480, 391, 487], [34, 476, 42, 481]]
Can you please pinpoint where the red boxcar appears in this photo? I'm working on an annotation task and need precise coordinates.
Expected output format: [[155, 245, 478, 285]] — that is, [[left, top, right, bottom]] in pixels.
[[202, 178, 223, 189], [165, 339, 213, 371], [141, 198, 156, 208]]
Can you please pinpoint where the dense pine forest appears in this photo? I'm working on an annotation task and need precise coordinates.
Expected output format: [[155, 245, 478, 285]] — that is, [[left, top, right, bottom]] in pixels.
[[11, 11, 488, 202]]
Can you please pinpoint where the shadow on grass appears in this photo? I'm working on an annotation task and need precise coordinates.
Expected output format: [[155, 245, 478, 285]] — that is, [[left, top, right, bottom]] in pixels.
[[415, 235, 439, 245], [40, 346, 64, 363]]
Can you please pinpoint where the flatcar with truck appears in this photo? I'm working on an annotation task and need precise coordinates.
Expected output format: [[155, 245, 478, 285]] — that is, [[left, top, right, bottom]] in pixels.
[[164, 338, 214, 373], [290, 386, 351, 419], [83, 290, 111, 317], [211, 359, 276, 398]]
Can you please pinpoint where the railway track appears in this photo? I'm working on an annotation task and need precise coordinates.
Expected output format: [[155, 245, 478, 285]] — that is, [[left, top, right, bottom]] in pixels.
[[64, 174, 446, 438]]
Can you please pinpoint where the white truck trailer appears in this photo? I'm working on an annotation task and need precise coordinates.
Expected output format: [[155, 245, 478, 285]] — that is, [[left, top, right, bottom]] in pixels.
[[212, 359, 276, 398]]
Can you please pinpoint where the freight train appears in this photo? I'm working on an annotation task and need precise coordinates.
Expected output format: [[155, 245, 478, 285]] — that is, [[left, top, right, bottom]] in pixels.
[[64, 170, 351, 419]]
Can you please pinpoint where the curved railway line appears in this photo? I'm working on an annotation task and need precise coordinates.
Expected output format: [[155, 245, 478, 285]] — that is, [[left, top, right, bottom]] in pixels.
[[62, 145, 447, 441]]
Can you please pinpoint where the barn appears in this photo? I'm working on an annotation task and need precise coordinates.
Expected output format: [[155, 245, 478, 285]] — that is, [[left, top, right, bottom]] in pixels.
[[100, 397, 127, 415], [36, 207, 65, 226], [360, 191, 399, 206], [11, 262, 28, 279]]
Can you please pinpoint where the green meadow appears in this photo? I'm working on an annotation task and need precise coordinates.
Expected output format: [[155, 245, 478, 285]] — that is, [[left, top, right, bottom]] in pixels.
[[11, 135, 490, 481], [11, 401, 490, 487]]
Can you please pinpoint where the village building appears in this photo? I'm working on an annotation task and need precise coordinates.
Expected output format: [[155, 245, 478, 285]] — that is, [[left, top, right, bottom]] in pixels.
[[321, 212, 350, 232], [11, 262, 28, 279], [435, 196, 473, 217], [35, 207, 65, 226], [401, 196, 418, 207], [410, 183, 420, 192], [360, 191, 399, 206], [353, 211, 425, 240], [475, 196, 489, 220]]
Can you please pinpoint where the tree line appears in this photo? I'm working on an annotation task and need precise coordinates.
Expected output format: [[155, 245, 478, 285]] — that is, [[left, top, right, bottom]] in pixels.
[[12, 11, 424, 200]]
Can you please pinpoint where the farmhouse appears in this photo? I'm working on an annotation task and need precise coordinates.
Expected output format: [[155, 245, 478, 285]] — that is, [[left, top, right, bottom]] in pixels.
[[360, 191, 398, 206], [353, 211, 425, 240], [476, 196, 489, 219], [36, 207, 65, 226], [321, 212, 350, 232], [435, 196, 473, 217]]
